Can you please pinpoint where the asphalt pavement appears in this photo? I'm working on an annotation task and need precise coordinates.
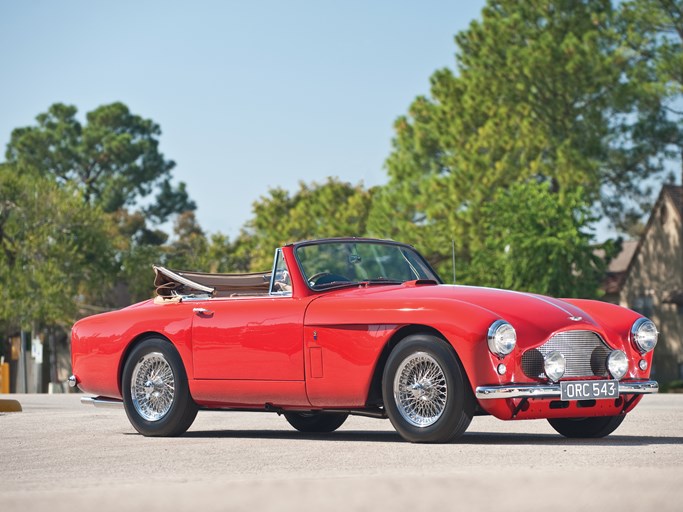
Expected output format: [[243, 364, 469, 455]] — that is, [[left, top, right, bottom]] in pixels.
[[1, 393, 682, 512]]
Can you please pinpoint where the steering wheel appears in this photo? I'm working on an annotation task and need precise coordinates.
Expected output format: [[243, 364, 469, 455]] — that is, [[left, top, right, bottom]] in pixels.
[[308, 272, 351, 287]]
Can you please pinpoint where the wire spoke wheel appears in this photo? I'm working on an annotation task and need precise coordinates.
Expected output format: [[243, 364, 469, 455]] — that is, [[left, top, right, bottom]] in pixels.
[[131, 352, 176, 421], [394, 351, 448, 428], [383, 334, 473, 443], [123, 338, 198, 437]]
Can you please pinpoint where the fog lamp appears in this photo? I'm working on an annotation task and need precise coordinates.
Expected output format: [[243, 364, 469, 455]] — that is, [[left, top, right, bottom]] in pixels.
[[639, 359, 648, 371], [544, 351, 566, 382], [604, 350, 627, 380]]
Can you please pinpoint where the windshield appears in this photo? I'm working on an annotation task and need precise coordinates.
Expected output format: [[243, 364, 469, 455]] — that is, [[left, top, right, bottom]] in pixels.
[[295, 241, 441, 290]]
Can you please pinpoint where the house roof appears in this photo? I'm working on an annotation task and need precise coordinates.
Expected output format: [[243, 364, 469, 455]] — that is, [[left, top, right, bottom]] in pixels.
[[601, 240, 638, 295], [602, 185, 682, 296], [607, 240, 638, 273], [617, 184, 683, 294]]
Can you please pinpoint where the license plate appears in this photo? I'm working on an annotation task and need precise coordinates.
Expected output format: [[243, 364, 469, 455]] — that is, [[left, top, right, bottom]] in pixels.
[[560, 380, 619, 401]]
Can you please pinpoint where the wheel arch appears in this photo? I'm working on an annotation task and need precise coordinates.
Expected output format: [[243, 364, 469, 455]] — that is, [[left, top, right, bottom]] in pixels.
[[117, 331, 175, 395], [366, 324, 473, 407]]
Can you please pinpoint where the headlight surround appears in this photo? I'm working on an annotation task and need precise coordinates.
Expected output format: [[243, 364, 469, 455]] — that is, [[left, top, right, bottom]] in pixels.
[[607, 350, 628, 380], [631, 318, 658, 353], [487, 320, 517, 357], [544, 351, 566, 382]]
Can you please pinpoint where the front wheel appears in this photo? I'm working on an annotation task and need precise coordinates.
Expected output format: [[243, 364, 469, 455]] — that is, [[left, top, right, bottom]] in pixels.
[[122, 337, 198, 437], [284, 411, 349, 433], [547, 415, 625, 438], [382, 334, 474, 443]]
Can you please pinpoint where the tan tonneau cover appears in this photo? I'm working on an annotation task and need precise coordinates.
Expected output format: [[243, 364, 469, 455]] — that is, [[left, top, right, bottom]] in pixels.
[[153, 266, 271, 298]]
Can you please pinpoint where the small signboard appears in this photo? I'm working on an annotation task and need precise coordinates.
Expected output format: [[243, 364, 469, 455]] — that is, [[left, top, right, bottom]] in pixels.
[[31, 337, 43, 365]]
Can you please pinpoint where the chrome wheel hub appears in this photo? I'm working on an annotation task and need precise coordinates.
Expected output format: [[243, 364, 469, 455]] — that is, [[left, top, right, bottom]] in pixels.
[[131, 352, 175, 421], [394, 352, 447, 428]]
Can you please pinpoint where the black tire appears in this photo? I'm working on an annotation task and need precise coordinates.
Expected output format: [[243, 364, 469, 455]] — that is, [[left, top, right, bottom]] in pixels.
[[382, 334, 474, 443], [548, 415, 625, 438], [284, 411, 349, 433], [122, 337, 198, 437]]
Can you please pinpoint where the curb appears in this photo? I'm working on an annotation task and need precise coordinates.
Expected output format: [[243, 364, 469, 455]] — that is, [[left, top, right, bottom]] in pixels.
[[0, 399, 22, 412]]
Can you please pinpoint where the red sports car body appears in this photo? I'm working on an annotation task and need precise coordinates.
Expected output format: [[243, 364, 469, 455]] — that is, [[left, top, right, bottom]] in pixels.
[[71, 238, 659, 442]]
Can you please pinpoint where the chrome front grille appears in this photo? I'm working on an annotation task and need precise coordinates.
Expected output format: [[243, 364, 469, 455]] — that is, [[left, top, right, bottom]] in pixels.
[[521, 331, 611, 379]]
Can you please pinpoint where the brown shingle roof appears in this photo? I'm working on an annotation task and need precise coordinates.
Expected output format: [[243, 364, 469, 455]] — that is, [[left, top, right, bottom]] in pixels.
[[607, 240, 638, 273]]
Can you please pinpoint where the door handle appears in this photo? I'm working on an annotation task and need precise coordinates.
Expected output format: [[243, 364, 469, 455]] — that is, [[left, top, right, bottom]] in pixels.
[[192, 307, 213, 316]]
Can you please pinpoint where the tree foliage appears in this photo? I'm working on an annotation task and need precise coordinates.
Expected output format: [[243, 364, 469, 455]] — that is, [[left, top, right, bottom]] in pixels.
[[368, 0, 681, 296], [237, 178, 374, 271], [467, 181, 620, 297], [0, 166, 115, 329], [5, 102, 195, 222], [2, 102, 201, 306], [616, 0, 682, 212], [2, 0, 682, 345]]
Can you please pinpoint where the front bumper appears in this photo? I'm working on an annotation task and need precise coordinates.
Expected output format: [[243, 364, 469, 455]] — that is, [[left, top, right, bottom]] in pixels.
[[475, 380, 658, 400]]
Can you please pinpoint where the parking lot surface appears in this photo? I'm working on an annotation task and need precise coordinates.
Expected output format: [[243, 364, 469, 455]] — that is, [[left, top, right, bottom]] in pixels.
[[2, 393, 682, 512]]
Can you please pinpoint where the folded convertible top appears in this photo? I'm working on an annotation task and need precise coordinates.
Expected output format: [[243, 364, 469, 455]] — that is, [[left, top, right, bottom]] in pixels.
[[153, 265, 271, 298]]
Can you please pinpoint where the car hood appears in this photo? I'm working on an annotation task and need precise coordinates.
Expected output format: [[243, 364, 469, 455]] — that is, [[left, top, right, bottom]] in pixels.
[[309, 282, 608, 348]]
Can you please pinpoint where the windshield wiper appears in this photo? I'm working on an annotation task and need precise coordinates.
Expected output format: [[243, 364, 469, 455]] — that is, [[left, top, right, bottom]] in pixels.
[[312, 278, 404, 291], [361, 279, 404, 285], [312, 280, 361, 290]]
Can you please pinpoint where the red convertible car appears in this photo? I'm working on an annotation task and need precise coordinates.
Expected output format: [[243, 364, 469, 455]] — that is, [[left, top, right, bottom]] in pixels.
[[70, 238, 659, 443]]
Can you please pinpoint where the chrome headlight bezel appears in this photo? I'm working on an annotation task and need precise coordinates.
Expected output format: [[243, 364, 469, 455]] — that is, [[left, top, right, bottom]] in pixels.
[[630, 318, 658, 354], [487, 320, 517, 358], [607, 350, 628, 380]]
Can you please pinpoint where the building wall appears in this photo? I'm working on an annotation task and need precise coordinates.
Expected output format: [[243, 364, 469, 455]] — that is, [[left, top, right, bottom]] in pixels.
[[620, 193, 683, 384]]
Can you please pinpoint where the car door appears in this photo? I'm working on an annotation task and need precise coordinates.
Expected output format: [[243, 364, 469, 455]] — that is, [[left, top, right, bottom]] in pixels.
[[191, 295, 307, 381]]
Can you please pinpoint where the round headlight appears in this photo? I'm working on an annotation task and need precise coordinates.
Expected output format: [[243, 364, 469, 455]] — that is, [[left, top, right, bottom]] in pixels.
[[631, 318, 658, 353], [607, 350, 628, 380], [544, 351, 566, 382], [487, 320, 516, 357]]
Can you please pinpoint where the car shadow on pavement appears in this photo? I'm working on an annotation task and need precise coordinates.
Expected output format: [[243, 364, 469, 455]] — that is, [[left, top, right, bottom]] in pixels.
[[179, 429, 405, 443], [461, 431, 683, 446], [175, 429, 682, 446]]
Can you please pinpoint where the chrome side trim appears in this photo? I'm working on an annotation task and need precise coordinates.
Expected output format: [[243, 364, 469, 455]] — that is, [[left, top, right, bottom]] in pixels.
[[80, 396, 125, 409], [475, 380, 659, 400]]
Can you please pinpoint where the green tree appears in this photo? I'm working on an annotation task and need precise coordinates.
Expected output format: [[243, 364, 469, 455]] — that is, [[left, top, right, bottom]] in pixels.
[[369, 0, 678, 287], [467, 181, 619, 297], [162, 211, 243, 275], [615, 0, 683, 216], [0, 167, 115, 330], [3, 102, 199, 305], [5, 102, 195, 220], [237, 178, 374, 271]]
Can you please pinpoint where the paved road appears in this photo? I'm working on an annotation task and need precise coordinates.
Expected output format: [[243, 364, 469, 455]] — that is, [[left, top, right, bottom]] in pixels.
[[1, 393, 682, 512]]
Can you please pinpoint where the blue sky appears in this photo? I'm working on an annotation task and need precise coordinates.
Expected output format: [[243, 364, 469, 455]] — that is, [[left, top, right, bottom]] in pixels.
[[0, 0, 486, 238]]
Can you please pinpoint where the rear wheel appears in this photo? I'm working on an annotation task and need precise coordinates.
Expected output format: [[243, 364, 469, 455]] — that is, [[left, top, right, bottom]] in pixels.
[[547, 415, 625, 438], [284, 411, 349, 433], [382, 334, 474, 443], [122, 338, 198, 437]]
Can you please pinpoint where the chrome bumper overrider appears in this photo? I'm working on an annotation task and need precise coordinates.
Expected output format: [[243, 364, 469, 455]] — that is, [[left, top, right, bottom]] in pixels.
[[475, 380, 658, 400], [81, 396, 124, 408]]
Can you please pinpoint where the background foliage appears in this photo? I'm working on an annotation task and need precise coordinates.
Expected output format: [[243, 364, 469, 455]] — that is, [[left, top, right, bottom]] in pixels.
[[0, 0, 681, 347]]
